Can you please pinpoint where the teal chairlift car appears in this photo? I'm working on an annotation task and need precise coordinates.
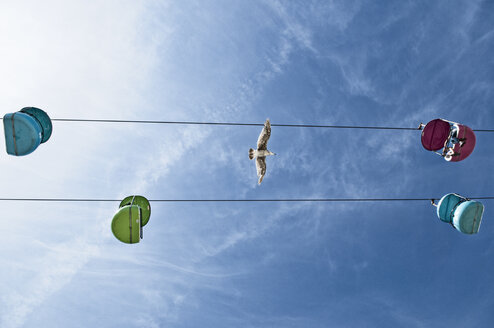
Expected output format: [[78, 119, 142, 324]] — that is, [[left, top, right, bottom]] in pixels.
[[3, 107, 52, 156], [433, 193, 484, 234]]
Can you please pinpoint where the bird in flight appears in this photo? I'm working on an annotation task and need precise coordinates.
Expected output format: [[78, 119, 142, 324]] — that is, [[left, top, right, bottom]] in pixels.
[[249, 119, 276, 184]]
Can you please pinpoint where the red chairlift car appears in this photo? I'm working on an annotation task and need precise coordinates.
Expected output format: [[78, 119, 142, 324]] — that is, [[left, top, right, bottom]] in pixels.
[[420, 119, 476, 162]]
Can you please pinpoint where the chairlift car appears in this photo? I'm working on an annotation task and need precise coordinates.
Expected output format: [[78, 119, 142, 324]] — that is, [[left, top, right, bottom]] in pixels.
[[111, 196, 151, 244], [432, 193, 484, 234], [421, 119, 476, 162], [3, 107, 52, 156]]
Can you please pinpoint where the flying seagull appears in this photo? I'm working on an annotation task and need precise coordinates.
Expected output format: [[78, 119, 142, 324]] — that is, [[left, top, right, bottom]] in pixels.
[[249, 119, 276, 184]]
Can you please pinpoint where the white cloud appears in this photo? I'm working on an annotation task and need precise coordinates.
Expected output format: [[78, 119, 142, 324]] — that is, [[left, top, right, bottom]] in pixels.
[[265, 0, 318, 54], [0, 1, 170, 326], [1, 239, 99, 328], [0, 0, 322, 325]]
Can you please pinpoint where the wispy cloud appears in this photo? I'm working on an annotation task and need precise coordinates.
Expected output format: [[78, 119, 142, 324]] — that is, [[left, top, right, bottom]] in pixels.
[[1, 1, 493, 327], [1, 239, 99, 328], [0, 1, 169, 326]]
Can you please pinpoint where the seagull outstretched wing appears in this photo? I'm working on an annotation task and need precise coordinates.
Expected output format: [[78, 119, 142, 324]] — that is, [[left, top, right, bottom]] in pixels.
[[257, 119, 271, 150], [256, 157, 266, 184]]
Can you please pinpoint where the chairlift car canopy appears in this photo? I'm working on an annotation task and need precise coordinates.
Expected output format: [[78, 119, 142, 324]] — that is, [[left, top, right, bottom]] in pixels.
[[421, 119, 451, 151], [3, 112, 42, 156], [446, 124, 476, 162], [111, 205, 142, 244], [20, 107, 52, 143], [120, 195, 151, 226]]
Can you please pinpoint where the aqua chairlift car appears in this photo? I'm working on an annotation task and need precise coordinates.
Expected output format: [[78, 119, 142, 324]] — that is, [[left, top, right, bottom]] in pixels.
[[3, 107, 52, 156], [433, 193, 484, 234]]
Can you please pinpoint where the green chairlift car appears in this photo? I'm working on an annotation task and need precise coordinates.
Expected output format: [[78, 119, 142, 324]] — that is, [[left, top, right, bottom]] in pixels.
[[111, 196, 151, 244]]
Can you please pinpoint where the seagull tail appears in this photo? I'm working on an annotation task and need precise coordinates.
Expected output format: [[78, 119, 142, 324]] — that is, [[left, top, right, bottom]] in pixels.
[[249, 148, 255, 160]]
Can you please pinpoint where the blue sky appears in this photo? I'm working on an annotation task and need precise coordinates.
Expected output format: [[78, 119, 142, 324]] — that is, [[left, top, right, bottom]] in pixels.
[[0, 0, 493, 327]]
